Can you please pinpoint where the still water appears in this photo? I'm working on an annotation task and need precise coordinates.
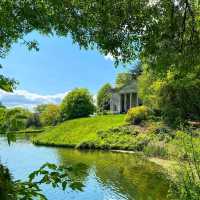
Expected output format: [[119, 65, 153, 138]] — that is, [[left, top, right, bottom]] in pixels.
[[0, 134, 169, 200]]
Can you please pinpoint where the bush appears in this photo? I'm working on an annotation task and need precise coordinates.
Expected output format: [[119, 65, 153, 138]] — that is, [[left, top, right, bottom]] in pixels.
[[125, 106, 150, 124], [61, 88, 95, 120]]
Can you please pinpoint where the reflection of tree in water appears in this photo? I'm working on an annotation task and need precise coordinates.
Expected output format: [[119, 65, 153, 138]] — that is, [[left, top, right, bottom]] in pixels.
[[56, 149, 169, 200], [56, 149, 90, 187]]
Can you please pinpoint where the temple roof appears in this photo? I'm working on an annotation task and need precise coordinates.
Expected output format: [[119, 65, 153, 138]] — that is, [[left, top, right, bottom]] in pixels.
[[110, 79, 137, 94]]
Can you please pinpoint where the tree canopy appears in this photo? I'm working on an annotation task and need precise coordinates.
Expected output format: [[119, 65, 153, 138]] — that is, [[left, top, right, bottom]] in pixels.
[[0, 107, 32, 132], [0, 0, 199, 75], [61, 88, 95, 120], [138, 64, 200, 125]]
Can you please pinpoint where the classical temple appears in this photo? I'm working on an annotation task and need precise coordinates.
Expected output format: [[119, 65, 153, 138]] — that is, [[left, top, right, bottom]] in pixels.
[[110, 80, 142, 113]]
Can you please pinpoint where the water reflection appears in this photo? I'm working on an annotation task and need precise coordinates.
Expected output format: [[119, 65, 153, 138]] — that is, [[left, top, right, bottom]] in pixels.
[[0, 135, 169, 200], [57, 149, 169, 200]]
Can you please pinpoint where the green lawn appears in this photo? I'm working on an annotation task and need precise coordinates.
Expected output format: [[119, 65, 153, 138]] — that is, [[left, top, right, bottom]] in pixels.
[[33, 114, 200, 162], [33, 115, 125, 147]]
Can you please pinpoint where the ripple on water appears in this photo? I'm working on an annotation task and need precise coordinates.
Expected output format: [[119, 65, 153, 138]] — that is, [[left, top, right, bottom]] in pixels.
[[0, 134, 169, 200]]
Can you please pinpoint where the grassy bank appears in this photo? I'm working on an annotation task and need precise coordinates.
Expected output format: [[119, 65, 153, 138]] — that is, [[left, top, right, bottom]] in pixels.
[[33, 115, 125, 147], [33, 115, 200, 162]]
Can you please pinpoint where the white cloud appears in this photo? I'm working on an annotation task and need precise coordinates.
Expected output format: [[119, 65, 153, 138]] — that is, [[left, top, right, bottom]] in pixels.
[[104, 53, 114, 61], [0, 89, 68, 110]]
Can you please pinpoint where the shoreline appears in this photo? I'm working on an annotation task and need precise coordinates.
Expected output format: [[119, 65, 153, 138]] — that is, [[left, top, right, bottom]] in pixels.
[[33, 141, 178, 176]]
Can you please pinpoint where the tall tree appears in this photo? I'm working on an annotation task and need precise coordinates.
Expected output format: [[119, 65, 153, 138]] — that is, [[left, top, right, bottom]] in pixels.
[[61, 88, 95, 120], [3, 107, 32, 132], [97, 83, 111, 112], [40, 104, 60, 126]]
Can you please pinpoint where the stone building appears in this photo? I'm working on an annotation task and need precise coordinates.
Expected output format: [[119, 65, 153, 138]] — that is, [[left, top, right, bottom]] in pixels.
[[110, 80, 141, 113]]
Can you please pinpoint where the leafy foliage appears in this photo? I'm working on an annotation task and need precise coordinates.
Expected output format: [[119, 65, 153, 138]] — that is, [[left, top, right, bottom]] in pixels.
[[0, 107, 32, 133], [61, 88, 95, 120], [115, 73, 134, 88], [0, 1, 199, 198], [0, 66, 17, 92], [0, 164, 14, 200], [159, 71, 200, 125], [138, 65, 200, 126], [138, 66, 162, 110], [0, 1, 199, 74], [115, 63, 142, 88], [0, 106, 7, 133], [125, 106, 150, 125], [0, 74, 16, 92], [35, 104, 49, 115], [26, 113, 41, 128], [40, 104, 61, 126], [129, 61, 143, 79], [168, 129, 200, 200], [97, 83, 111, 112], [0, 162, 87, 200]]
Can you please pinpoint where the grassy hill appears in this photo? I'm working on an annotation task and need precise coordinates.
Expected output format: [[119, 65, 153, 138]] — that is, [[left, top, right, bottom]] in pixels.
[[33, 115, 125, 147], [32, 113, 200, 165]]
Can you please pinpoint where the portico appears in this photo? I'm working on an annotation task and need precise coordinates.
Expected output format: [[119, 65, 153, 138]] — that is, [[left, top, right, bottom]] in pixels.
[[110, 80, 141, 114], [120, 92, 138, 113]]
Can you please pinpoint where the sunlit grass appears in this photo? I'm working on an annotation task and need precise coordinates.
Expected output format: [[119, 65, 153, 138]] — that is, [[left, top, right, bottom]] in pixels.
[[33, 115, 125, 147]]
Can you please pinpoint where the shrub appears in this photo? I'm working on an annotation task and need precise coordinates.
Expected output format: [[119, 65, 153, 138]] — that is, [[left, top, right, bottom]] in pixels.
[[61, 88, 95, 120], [125, 106, 150, 124]]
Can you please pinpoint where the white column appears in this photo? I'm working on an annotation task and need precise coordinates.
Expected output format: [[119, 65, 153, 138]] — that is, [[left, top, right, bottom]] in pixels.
[[130, 93, 132, 109], [119, 94, 121, 113], [124, 93, 127, 112], [136, 94, 139, 106]]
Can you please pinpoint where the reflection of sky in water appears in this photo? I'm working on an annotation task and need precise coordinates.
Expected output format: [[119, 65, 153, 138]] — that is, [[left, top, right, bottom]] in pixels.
[[0, 135, 167, 200]]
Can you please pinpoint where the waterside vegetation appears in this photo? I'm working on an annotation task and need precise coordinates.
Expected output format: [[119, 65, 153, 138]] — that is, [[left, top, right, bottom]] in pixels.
[[33, 113, 200, 163]]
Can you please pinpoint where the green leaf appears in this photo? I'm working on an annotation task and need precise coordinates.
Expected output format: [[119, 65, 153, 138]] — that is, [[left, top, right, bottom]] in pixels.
[[69, 182, 84, 191], [62, 181, 68, 190]]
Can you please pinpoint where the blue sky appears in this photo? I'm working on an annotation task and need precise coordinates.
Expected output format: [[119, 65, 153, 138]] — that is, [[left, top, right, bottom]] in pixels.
[[0, 32, 129, 108]]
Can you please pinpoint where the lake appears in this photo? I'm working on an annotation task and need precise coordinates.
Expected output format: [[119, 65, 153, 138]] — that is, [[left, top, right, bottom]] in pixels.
[[0, 134, 169, 200]]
